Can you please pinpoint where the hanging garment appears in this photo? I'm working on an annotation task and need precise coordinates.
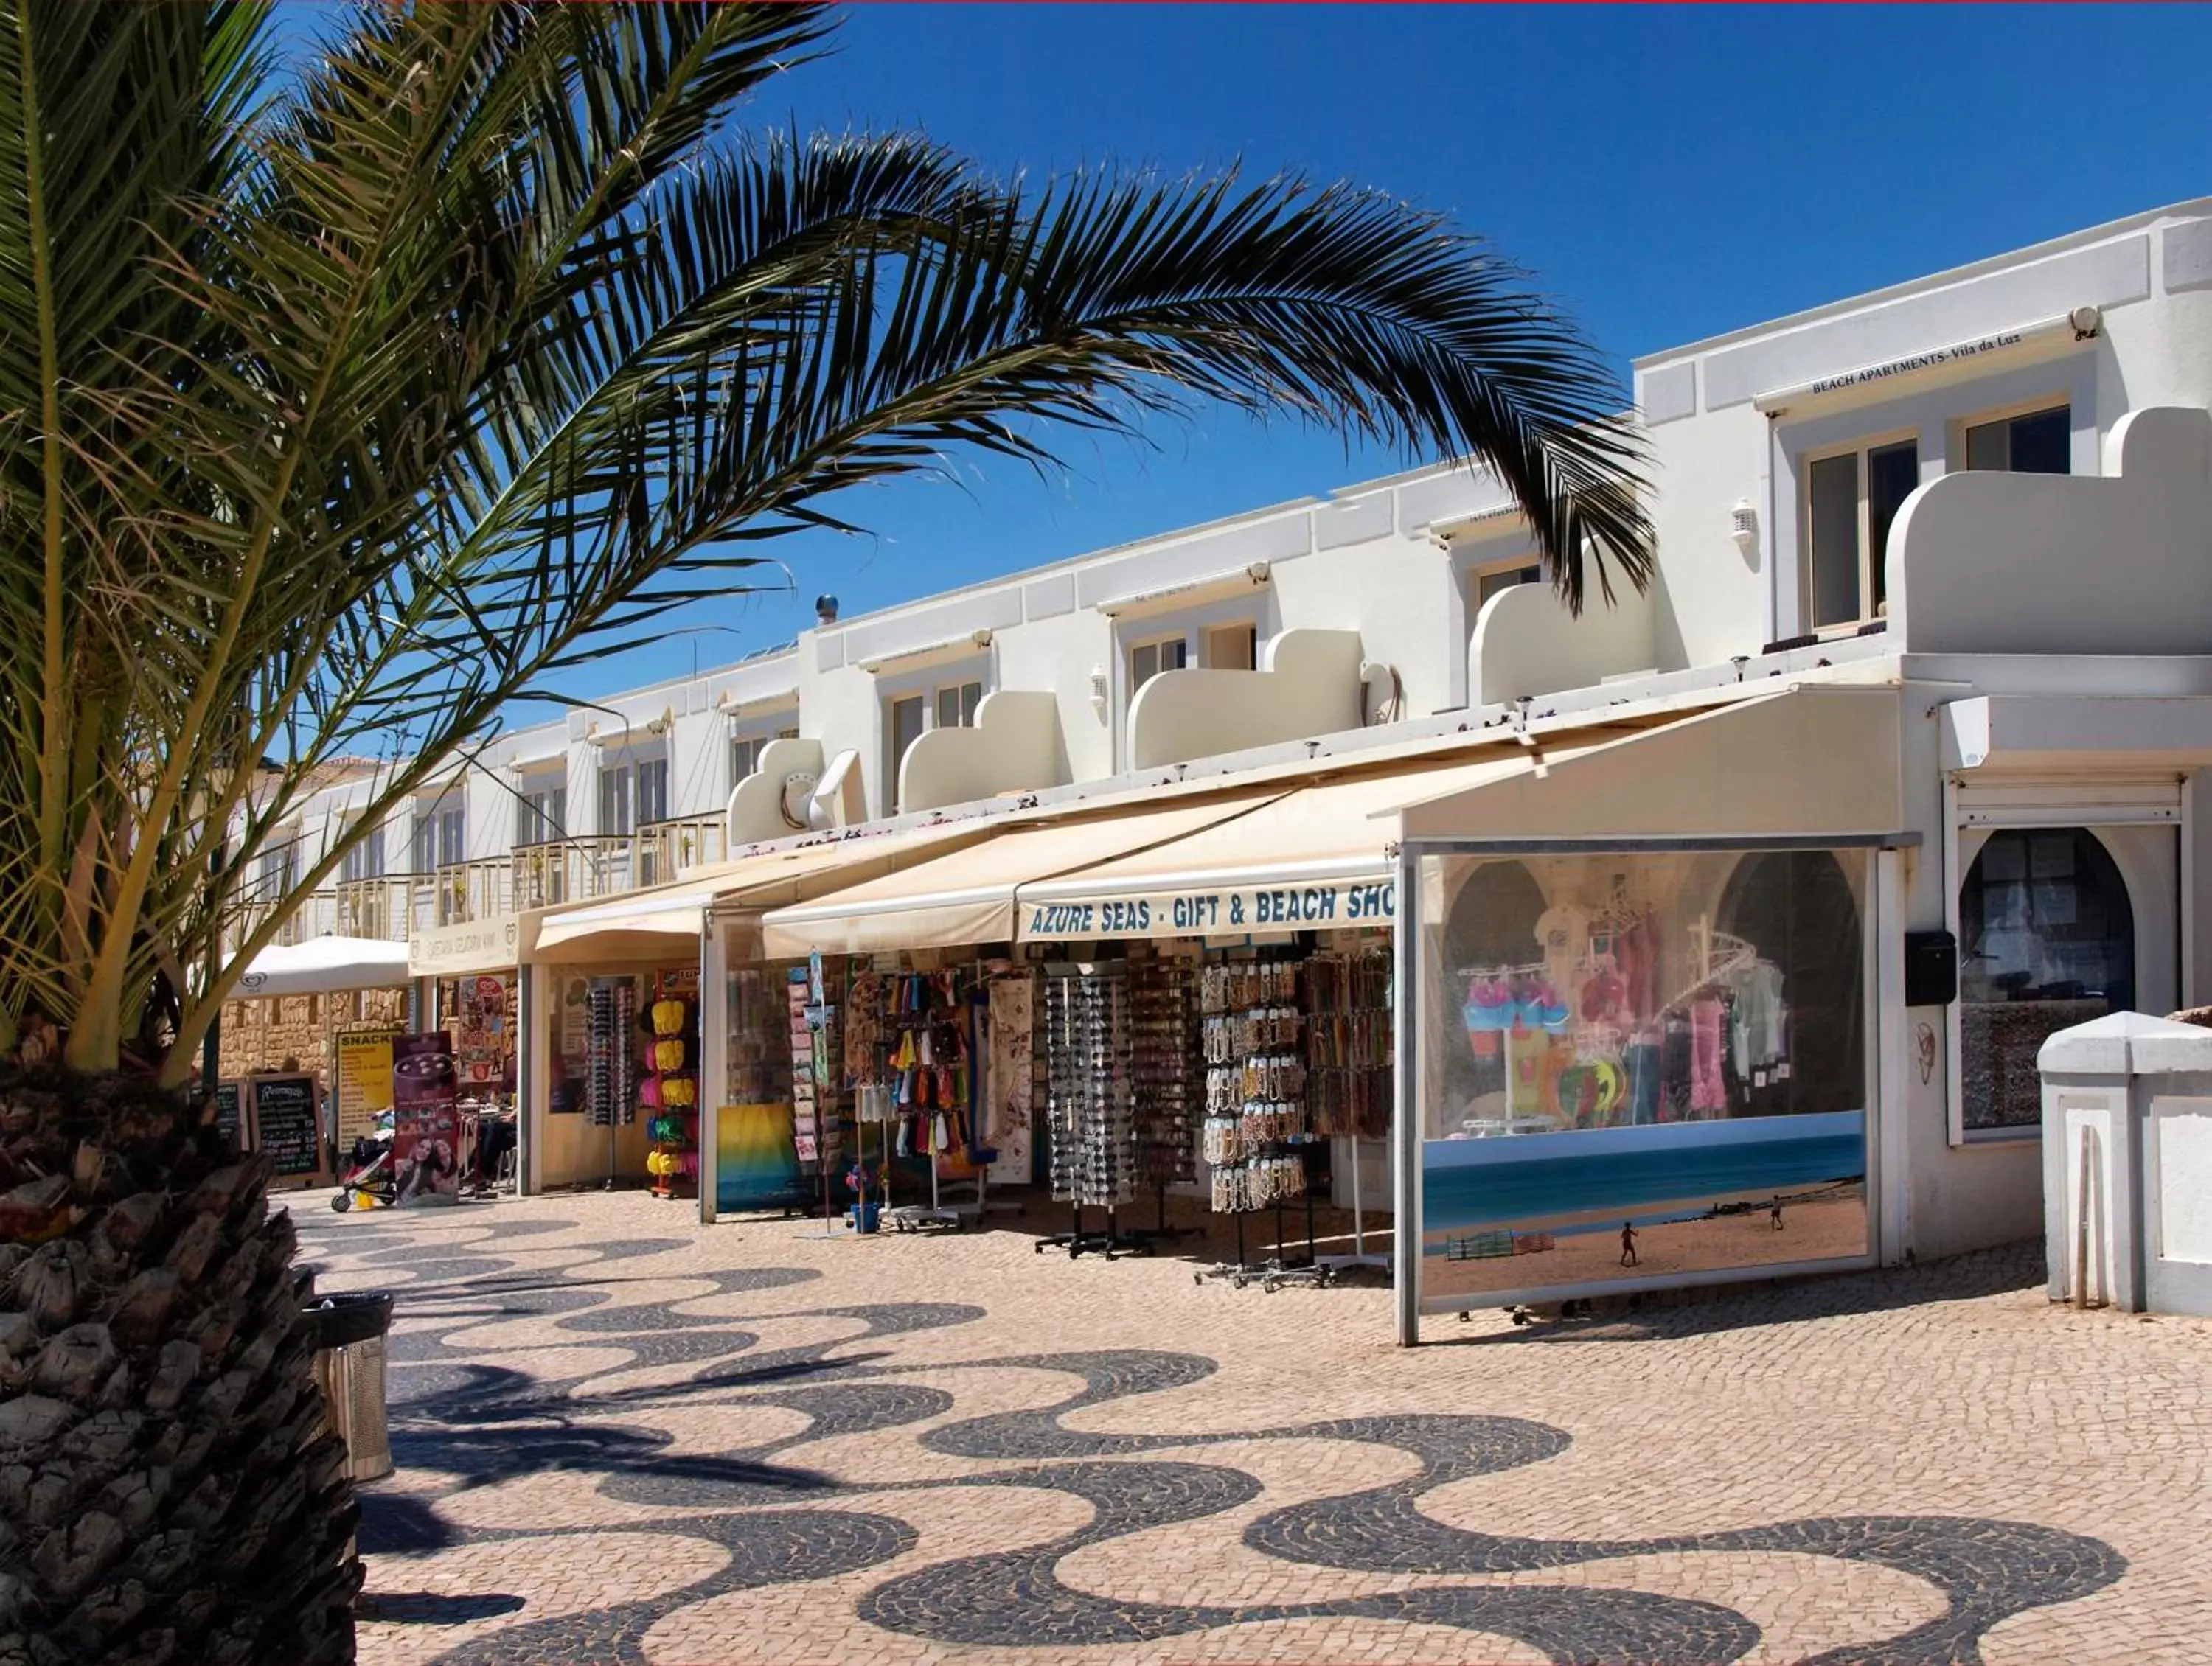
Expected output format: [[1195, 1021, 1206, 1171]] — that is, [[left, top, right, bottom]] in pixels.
[[1723, 960, 1790, 1075], [1690, 997, 1727, 1116]]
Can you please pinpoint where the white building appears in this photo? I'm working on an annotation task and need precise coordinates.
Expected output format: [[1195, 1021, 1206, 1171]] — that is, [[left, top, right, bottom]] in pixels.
[[257, 198, 2212, 1325]]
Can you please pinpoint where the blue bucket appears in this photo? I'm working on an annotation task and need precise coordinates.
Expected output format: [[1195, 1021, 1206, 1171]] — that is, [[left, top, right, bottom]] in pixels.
[[851, 1202, 880, 1234]]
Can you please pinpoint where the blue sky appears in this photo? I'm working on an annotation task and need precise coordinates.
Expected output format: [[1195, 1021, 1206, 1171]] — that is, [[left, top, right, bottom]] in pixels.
[[285, 4, 2212, 703]]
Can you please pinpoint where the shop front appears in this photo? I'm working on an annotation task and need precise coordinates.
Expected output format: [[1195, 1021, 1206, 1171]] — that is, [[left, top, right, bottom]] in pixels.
[[1390, 684, 1911, 1340], [409, 912, 536, 1190], [518, 825, 995, 1218], [760, 792, 1279, 1244]]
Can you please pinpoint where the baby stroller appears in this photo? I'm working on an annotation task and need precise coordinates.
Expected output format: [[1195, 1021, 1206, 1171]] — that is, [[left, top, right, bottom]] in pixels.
[[331, 1112, 397, 1212]]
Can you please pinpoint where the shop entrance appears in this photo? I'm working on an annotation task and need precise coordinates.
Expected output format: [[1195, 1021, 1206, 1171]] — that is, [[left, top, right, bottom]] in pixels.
[[1955, 823, 2174, 1138]]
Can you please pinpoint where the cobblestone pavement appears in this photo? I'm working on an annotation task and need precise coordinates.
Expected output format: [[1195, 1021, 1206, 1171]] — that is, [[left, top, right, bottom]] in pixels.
[[297, 1188, 2212, 1665]]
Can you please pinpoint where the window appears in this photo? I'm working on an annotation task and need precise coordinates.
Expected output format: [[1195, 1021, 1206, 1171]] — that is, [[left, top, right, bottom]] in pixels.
[[1203, 623, 1258, 672], [733, 725, 800, 786], [1958, 828, 2134, 1134], [935, 680, 982, 729], [1472, 559, 1543, 611], [886, 695, 926, 811], [338, 818, 383, 884], [597, 765, 633, 836], [515, 783, 566, 847], [1806, 437, 1917, 629], [412, 797, 465, 871], [1130, 634, 1188, 694], [636, 756, 668, 826], [257, 838, 298, 902], [1964, 403, 2070, 475]]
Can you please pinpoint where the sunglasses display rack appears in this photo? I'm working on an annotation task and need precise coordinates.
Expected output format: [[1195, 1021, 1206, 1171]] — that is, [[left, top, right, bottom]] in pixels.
[[1037, 964, 1150, 1259], [1195, 955, 1332, 1292], [1306, 947, 1394, 1275]]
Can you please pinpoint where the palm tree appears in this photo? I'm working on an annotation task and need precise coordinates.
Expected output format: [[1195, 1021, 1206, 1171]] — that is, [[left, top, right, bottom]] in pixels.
[[0, 2, 1649, 1659]]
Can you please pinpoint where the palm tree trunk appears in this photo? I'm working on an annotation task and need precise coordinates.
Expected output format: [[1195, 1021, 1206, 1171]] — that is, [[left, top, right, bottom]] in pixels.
[[0, 1066, 359, 1665]]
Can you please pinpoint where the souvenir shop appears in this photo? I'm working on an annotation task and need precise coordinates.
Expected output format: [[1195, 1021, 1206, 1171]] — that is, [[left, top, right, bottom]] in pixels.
[[1388, 685, 1913, 1342], [515, 823, 1001, 1213], [763, 773, 1433, 1278]]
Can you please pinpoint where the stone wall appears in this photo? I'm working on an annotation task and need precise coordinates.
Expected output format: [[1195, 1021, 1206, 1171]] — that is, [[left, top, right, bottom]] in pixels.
[[219, 988, 407, 1085]]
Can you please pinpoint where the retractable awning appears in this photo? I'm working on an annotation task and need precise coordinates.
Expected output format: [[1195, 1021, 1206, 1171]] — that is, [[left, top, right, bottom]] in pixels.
[[759, 791, 1284, 958], [529, 823, 990, 963], [1394, 684, 1905, 844], [1011, 743, 1619, 942]]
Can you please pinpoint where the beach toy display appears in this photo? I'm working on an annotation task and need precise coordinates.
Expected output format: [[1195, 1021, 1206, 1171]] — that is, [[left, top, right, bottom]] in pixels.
[[644, 987, 700, 1199]]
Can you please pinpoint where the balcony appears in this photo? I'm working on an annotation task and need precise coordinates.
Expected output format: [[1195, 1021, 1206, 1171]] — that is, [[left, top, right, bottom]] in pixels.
[[335, 876, 414, 942], [232, 888, 334, 957], [513, 837, 643, 908], [429, 857, 515, 926], [641, 814, 727, 878]]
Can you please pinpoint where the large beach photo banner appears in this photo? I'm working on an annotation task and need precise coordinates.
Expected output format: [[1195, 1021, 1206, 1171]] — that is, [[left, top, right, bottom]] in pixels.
[[1416, 846, 1872, 1307]]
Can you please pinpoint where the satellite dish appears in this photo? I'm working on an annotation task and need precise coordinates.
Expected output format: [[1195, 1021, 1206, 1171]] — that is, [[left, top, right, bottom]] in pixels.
[[779, 770, 819, 831]]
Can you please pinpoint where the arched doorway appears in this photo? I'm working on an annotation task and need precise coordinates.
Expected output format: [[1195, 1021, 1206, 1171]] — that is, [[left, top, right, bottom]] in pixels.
[[1434, 860, 1546, 1125], [1958, 828, 2135, 1135], [1717, 851, 1865, 1118]]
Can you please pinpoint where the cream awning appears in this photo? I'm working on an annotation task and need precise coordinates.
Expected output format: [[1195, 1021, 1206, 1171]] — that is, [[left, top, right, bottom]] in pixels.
[[529, 823, 990, 964], [759, 792, 1284, 958], [1395, 684, 1905, 843], [1011, 747, 1606, 942]]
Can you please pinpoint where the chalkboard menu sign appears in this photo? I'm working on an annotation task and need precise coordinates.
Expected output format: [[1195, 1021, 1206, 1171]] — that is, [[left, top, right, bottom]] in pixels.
[[248, 1073, 326, 1183], [212, 1081, 246, 1152]]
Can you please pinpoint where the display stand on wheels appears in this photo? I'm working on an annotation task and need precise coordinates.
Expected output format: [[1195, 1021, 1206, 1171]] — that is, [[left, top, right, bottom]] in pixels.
[[1195, 952, 1331, 1290]]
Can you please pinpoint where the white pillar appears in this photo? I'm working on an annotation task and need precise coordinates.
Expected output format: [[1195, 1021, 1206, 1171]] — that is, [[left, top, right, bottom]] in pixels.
[[698, 912, 728, 1225], [1392, 847, 1422, 1347]]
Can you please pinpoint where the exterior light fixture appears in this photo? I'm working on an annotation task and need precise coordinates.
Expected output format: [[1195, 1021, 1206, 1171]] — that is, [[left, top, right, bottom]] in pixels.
[[971, 628, 994, 649], [2069, 305, 2103, 341], [1245, 561, 1271, 584], [1730, 500, 1759, 558], [1088, 666, 1108, 720]]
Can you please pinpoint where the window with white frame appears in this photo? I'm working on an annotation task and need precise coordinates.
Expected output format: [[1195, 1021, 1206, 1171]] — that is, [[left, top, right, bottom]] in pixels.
[[636, 755, 669, 826], [1129, 632, 1189, 694], [412, 795, 465, 871], [257, 835, 299, 902], [935, 680, 982, 729], [338, 816, 383, 883], [1469, 555, 1543, 613], [597, 764, 633, 836], [731, 725, 799, 787], [1961, 402, 2070, 475], [515, 780, 566, 846], [885, 694, 926, 811], [1804, 433, 1919, 630]]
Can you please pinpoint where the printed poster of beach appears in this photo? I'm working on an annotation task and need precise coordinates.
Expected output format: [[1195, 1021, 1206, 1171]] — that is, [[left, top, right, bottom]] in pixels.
[[1420, 1110, 1868, 1303]]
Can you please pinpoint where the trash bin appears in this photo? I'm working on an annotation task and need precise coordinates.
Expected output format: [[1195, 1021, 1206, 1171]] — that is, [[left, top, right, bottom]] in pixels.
[[303, 1292, 395, 1483]]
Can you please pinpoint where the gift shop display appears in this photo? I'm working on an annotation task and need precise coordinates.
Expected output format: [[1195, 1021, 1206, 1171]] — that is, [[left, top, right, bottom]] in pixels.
[[1039, 963, 1150, 1258], [1415, 848, 1871, 1312], [1305, 943, 1394, 1273], [1198, 955, 1330, 1289], [858, 967, 989, 1232], [1125, 955, 1200, 1240], [642, 975, 699, 1200], [715, 967, 808, 1216]]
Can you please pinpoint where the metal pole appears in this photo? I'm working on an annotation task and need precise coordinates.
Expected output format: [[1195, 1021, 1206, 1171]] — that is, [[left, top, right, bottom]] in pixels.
[[1392, 850, 1422, 1345], [201, 842, 224, 1098]]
